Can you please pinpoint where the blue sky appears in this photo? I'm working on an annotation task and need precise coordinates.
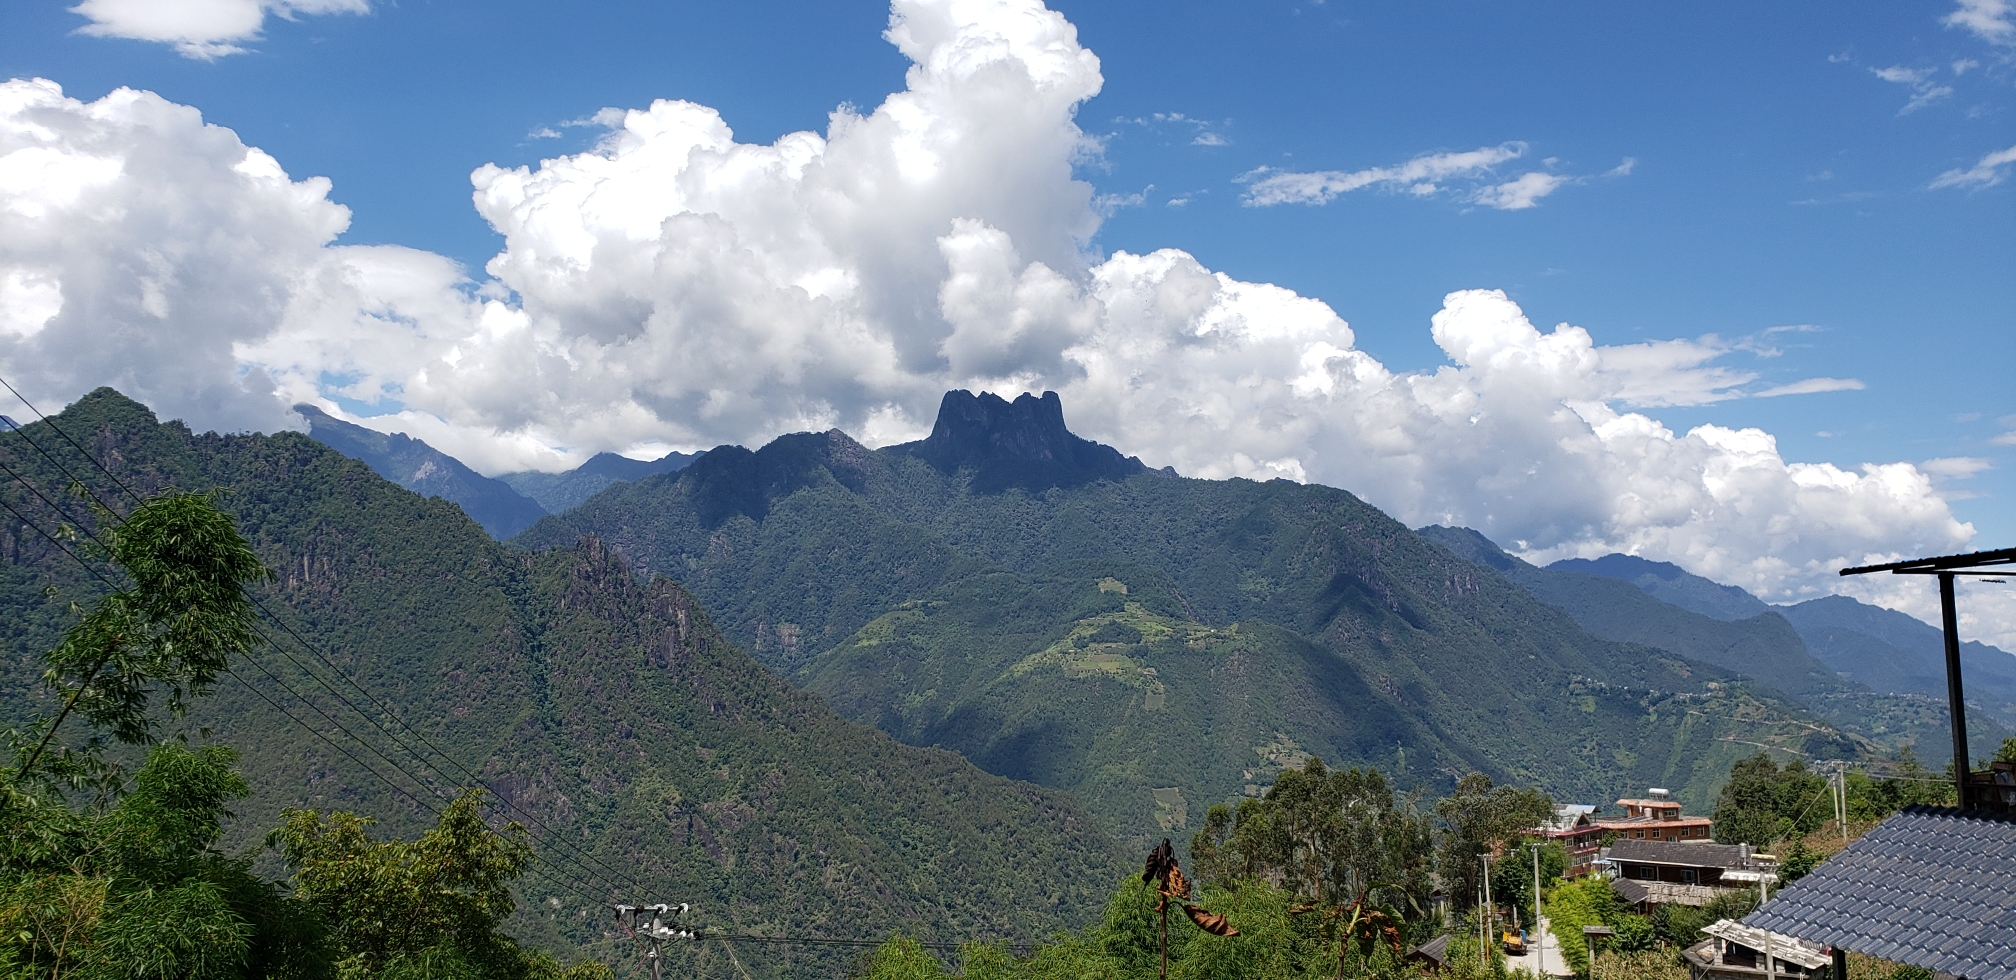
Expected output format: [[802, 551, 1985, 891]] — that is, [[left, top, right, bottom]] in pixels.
[[1, 0, 2011, 634]]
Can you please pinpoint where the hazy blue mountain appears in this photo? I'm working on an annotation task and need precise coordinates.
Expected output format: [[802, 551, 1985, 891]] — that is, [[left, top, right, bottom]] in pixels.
[[1546, 553, 1772, 621], [294, 404, 547, 538], [500, 449, 702, 512], [1779, 594, 2016, 730], [1424, 527, 2014, 763], [1420, 528, 1843, 698]]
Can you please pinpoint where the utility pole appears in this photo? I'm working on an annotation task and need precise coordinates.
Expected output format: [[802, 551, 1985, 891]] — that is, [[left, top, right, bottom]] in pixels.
[[1480, 853, 1493, 953], [616, 903, 693, 980], [1532, 844, 1545, 975]]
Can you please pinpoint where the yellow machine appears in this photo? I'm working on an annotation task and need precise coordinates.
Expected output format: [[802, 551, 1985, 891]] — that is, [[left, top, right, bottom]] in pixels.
[[1501, 930, 1528, 955]]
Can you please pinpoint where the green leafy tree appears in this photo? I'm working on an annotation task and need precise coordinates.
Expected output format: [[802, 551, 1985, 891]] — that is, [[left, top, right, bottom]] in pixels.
[[1487, 840, 1566, 930], [5, 490, 267, 796], [1541, 876, 1641, 977], [1777, 838, 1823, 885], [1648, 890, 1756, 950], [1433, 774, 1552, 915], [1843, 749, 1953, 820], [0, 492, 332, 979], [1710, 754, 1829, 845], [270, 790, 605, 980], [1191, 759, 1432, 920], [1, 743, 333, 979]]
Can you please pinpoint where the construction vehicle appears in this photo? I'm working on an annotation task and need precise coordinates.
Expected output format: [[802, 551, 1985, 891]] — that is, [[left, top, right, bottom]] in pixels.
[[1501, 929, 1528, 955]]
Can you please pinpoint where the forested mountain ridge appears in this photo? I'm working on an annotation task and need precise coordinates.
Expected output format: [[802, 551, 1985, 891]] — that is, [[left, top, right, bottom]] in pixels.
[[516, 390, 1868, 839], [0, 389, 1123, 978], [1417, 526, 1846, 699]]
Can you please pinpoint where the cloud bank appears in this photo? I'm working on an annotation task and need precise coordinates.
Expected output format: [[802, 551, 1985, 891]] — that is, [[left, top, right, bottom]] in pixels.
[[2, 0, 2005, 645]]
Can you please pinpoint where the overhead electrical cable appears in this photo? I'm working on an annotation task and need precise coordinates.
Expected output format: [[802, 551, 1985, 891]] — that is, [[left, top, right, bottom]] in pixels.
[[0, 464, 614, 909], [0, 378, 654, 896]]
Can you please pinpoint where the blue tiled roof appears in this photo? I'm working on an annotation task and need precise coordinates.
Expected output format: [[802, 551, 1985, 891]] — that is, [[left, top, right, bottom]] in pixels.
[[1743, 805, 2016, 980]]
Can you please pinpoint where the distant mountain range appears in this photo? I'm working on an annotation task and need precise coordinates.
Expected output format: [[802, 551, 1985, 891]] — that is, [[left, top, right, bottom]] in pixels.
[[1419, 527, 2015, 763], [271, 390, 2014, 834], [4, 391, 1118, 977], [515, 389, 1877, 838], [293, 404, 699, 537], [499, 449, 700, 513]]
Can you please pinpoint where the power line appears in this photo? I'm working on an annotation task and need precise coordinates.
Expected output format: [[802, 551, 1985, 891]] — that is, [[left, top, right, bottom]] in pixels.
[[4, 394, 1082, 966], [0, 377, 139, 509], [0, 380, 656, 898], [0, 479, 613, 909]]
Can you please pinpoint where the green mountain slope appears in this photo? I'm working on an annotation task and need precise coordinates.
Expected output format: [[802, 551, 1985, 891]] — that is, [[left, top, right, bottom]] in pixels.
[[0, 390, 1122, 978], [1533, 547, 2016, 734], [517, 390, 1867, 831], [1779, 594, 2016, 731]]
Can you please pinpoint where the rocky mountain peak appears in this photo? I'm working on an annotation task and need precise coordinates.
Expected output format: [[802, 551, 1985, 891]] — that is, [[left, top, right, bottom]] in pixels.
[[907, 390, 1157, 492]]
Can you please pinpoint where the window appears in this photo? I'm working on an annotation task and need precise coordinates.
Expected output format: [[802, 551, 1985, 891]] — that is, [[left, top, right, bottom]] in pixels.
[[1682, 869, 1698, 884]]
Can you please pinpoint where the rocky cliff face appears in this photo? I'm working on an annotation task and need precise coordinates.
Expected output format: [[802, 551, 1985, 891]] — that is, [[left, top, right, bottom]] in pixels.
[[900, 390, 1160, 491]]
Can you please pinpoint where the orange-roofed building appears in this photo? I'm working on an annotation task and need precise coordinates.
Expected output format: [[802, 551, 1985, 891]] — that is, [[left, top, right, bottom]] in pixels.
[[1596, 790, 1714, 844]]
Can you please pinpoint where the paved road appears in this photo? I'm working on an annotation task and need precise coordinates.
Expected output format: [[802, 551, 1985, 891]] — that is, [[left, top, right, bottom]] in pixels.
[[1533, 916, 1575, 978]]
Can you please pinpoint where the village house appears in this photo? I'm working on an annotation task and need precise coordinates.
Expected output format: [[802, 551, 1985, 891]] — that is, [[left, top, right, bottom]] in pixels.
[[1535, 804, 1606, 878], [1604, 839, 1776, 912], [1596, 788, 1715, 843]]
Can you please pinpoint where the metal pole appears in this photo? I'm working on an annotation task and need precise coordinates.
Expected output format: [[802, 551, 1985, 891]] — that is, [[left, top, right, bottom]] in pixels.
[[1481, 853, 1492, 921], [1531, 847, 1541, 967], [1939, 573, 1972, 807], [648, 906, 666, 980]]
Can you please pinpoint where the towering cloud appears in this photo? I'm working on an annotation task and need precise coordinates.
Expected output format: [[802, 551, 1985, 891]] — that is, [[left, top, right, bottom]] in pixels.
[[0, 0, 2001, 642]]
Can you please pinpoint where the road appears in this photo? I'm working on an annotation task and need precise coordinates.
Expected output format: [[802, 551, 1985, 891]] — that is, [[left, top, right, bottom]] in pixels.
[[1532, 916, 1575, 978]]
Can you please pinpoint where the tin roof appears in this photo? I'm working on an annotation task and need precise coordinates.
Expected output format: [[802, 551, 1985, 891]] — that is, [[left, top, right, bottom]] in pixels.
[[1743, 805, 2016, 980], [1703, 920, 1832, 970]]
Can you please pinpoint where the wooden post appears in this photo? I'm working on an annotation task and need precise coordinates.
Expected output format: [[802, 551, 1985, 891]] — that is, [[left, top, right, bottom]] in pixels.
[[1159, 899, 1169, 980]]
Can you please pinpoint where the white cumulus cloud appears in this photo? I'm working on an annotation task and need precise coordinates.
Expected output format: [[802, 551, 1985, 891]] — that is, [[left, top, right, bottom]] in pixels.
[[0, 78, 346, 432], [70, 0, 368, 60], [2, 0, 2006, 648]]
